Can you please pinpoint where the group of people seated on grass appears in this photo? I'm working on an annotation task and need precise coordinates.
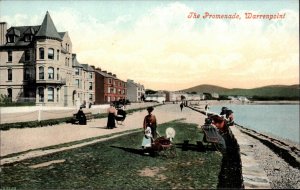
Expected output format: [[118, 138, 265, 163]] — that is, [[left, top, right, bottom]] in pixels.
[[201, 107, 235, 154]]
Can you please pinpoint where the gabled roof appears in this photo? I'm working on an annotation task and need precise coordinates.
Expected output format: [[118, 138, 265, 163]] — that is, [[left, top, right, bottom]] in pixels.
[[35, 11, 62, 41], [95, 70, 117, 79], [81, 64, 94, 72], [2, 25, 40, 47], [72, 54, 83, 68], [58, 32, 66, 38]]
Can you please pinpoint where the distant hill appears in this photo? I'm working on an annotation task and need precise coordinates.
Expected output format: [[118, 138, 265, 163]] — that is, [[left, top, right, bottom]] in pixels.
[[183, 84, 229, 94], [182, 84, 300, 98]]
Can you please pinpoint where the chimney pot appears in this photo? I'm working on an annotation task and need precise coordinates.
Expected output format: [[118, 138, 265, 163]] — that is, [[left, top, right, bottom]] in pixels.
[[0, 22, 7, 46]]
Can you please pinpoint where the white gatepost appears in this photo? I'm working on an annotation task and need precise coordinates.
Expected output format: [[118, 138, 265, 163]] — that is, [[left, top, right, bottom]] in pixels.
[[38, 104, 42, 121]]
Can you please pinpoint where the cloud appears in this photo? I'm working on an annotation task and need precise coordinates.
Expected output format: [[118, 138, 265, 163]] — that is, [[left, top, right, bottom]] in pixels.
[[1, 3, 299, 90]]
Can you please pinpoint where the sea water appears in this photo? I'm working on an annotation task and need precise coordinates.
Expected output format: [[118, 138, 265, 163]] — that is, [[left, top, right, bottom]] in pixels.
[[210, 104, 300, 144]]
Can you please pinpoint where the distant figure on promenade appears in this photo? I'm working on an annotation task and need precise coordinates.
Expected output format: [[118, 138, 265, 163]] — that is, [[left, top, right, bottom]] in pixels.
[[115, 106, 127, 125], [76, 107, 87, 125], [180, 102, 184, 111], [205, 104, 209, 116], [107, 103, 117, 129], [143, 106, 158, 139]]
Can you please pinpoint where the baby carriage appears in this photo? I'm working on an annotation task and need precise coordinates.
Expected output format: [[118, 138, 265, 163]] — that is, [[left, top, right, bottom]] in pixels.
[[142, 127, 177, 158], [115, 108, 126, 125]]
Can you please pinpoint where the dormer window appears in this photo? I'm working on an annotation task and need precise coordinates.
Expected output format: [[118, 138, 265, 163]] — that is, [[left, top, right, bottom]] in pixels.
[[24, 35, 32, 42], [7, 35, 14, 43]]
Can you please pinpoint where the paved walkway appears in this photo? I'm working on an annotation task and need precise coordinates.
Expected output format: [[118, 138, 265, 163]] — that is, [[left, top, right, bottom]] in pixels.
[[0, 104, 205, 158]]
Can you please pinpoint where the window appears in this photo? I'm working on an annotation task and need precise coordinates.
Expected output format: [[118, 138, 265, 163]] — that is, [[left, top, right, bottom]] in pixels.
[[108, 79, 112, 84], [7, 88, 12, 100], [39, 48, 44, 59], [57, 68, 60, 80], [48, 48, 54, 59], [48, 87, 54, 102], [39, 67, 44, 79], [8, 35, 14, 43], [7, 69, 12, 81], [57, 88, 60, 102], [75, 79, 80, 88], [24, 68, 30, 80], [57, 50, 59, 60], [89, 82, 93, 90], [75, 68, 80, 75], [38, 87, 44, 102], [48, 67, 54, 79], [89, 72, 93, 79], [89, 94, 93, 101], [25, 50, 30, 61], [8, 51, 12, 62], [24, 35, 32, 42]]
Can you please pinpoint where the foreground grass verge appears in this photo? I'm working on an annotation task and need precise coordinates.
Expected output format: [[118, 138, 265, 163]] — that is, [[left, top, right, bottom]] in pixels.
[[1, 120, 222, 189]]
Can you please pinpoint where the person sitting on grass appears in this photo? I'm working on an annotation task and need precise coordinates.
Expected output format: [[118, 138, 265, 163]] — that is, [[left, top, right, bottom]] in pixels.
[[76, 107, 87, 125], [210, 114, 235, 154]]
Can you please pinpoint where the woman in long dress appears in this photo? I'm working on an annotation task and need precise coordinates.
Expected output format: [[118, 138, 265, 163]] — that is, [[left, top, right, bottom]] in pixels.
[[107, 103, 117, 129]]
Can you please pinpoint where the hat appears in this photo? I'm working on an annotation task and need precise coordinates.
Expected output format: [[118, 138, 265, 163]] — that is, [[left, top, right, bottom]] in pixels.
[[220, 107, 228, 115], [147, 106, 154, 112], [226, 110, 233, 116], [210, 114, 224, 123]]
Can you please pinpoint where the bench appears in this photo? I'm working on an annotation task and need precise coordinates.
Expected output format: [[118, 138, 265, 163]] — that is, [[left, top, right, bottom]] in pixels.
[[72, 112, 93, 124]]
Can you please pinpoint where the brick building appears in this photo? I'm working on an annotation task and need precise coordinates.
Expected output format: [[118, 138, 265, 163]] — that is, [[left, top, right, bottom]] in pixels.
[[94, 68, 126, 104]]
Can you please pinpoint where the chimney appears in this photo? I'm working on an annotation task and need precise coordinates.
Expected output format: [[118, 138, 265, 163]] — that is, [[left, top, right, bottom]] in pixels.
[[108, 72, 112, 75], [103, 70, 107, 73], [112, 74, 116, 77], [0, 22, 7, 46], [90, 65, 95, 70], [95, 67, 101, 71]]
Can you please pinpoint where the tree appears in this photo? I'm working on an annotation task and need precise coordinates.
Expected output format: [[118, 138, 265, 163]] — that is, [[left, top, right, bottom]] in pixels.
[[145, 89, 157, 94]]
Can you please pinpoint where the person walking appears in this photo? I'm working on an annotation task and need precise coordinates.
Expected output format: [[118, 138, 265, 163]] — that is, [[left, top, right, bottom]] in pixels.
[[143, 106, 158, 139], [107, 103, 117, 129], [180, 102, 184, 112], [205, 104, 209, 116]]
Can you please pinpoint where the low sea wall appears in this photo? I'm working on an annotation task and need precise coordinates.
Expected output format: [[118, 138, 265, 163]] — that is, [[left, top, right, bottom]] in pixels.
[[187, 105, 272, 189], [0, 102, 160, 124]]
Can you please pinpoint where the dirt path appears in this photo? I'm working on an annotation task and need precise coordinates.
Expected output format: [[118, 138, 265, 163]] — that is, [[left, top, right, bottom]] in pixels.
[[0, 104, 205, 157]]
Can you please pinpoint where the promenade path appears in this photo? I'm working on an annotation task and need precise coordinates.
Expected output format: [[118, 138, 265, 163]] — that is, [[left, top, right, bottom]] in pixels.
[[0, 104, 205, 157]]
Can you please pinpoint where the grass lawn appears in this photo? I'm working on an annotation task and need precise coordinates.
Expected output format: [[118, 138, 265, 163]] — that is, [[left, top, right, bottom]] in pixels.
[[0, 120, 222, 189]]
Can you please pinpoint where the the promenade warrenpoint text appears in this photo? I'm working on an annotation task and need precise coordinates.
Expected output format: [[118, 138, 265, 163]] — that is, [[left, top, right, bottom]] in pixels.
[[187, 12, 286, 20]]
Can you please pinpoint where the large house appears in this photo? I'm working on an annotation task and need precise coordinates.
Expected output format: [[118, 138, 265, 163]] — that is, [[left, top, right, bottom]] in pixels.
[[0, 12, 95, 107], [94, 68, 126, 104], [126, 79, 145, 102]]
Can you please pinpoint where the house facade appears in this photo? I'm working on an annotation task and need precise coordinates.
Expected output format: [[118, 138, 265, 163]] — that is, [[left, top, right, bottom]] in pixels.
[[126, 79, 145, 102], [94, 68, 126, 104], [0, 12, 95, 107]]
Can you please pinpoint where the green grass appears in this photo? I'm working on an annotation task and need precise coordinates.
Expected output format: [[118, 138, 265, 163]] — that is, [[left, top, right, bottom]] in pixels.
[[0, 120, 222, 189]]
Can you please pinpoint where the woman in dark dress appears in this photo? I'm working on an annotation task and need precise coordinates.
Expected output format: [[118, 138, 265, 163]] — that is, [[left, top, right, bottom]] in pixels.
[[107, 103, 117, 129], [76, 108, 87, 125]]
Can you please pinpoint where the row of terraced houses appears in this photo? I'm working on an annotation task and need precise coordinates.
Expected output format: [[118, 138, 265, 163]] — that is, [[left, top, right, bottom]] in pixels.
[[0, 12, 145, 106]]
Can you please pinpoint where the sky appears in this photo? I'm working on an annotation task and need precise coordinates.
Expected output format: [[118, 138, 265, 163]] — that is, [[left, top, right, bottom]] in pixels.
[[0, 0, 299, 91]]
